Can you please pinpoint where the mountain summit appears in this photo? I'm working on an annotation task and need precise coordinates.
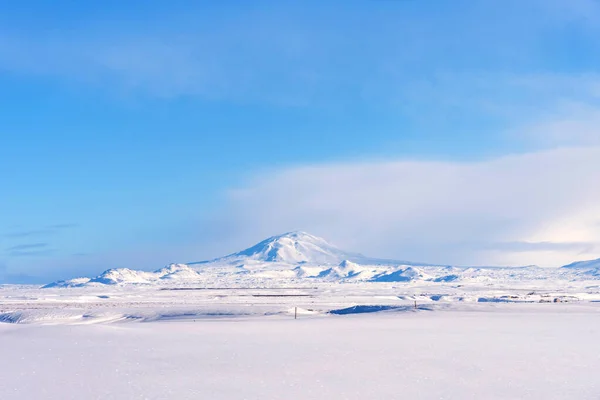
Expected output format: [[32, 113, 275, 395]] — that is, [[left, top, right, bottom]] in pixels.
[[195, 231, 435, 267], [218, 231, 359, 265]]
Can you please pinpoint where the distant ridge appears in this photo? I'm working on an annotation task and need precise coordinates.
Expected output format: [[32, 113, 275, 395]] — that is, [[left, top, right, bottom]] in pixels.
[[42, 231, 600, 288], [561, 258, 600, 269]]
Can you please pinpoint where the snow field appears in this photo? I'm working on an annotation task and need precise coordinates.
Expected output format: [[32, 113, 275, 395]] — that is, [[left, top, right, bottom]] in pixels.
[[1, 309, 599, 400]]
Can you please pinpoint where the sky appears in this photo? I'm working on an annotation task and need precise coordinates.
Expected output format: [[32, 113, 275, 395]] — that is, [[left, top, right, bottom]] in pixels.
[[2, 0, 600, 283]]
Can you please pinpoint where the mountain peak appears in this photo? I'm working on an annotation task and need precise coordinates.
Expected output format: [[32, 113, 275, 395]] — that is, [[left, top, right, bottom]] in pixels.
[[267, 231, 327, 241], [223, 231, 351, 264]]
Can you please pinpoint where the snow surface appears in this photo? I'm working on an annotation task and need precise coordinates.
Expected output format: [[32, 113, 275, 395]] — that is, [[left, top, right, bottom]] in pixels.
[[1, 307, 599, 400]]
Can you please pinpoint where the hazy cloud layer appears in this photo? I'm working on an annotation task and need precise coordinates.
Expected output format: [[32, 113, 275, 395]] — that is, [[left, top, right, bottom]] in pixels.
[[214, 147, 600, 267]]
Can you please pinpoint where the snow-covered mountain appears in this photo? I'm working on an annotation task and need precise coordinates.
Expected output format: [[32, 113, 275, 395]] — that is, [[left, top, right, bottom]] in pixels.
[[192, 231, 428, 266], [195, 231, 355, 265], [43, 231, 600, 288]]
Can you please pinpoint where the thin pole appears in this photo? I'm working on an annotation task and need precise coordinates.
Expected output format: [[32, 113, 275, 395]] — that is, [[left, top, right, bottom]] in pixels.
[[294, 307, 297, 319]]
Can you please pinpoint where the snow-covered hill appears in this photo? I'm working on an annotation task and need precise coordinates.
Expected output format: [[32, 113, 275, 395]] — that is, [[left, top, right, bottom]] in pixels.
[[43, 264, 200, 288], [560, 258, 600, 277], [561, 258, 600, 270], [43, 231, 600, 288]]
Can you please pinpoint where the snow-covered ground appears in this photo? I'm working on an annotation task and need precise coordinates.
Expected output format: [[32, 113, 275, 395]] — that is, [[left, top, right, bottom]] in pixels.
[[3, 231, 600, 399], [1, 283, 600, 399], [3, 278, 600, 324], [1, 306, 599, 400]]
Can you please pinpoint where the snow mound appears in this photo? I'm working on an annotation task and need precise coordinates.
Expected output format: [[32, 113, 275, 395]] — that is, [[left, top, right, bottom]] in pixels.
[[42, 277, 91, 288], [155, 264, 202, 281], [45, 264, 200, 288], [371, 267, 431, 282], [90, 268, 157, 285]]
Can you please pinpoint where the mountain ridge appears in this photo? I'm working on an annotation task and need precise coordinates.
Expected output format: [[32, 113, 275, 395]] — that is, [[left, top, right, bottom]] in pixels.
[[42, 231, 600, 288]]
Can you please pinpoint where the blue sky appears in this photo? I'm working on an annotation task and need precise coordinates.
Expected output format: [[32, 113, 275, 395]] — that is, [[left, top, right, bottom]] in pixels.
[[2, 0, 600, 283]]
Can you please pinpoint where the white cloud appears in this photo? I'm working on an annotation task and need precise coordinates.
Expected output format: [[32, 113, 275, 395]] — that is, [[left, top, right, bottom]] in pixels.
[[214, 147, 600, 267]]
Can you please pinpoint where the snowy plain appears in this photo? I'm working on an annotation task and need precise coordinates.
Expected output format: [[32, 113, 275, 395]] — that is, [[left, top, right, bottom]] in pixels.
[[2, 232, 600, 399], [1, 305, 599, 400]]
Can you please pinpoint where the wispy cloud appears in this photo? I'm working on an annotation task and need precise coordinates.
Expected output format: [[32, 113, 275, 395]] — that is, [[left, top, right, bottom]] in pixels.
[[47, 223, 79, 229], [6, 243, 48, 252], [7, 249, 55, 258], [0, 0, 598, 106], [3, 223, 77, 238], [4, 243, 54, 258], [3, 229, 55, 238], [515, 104, 600, 148]]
